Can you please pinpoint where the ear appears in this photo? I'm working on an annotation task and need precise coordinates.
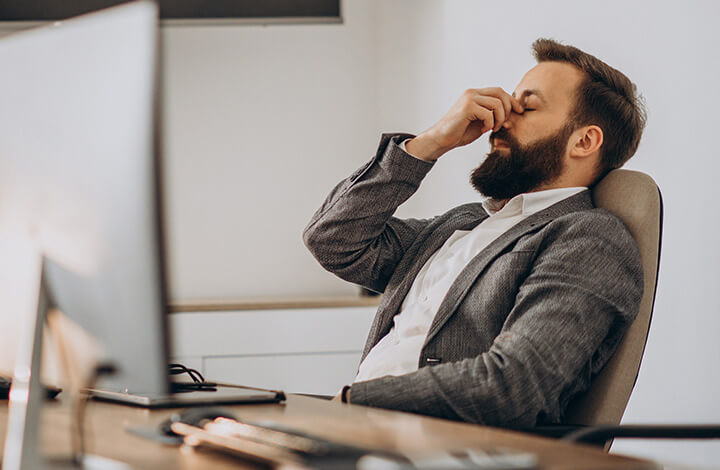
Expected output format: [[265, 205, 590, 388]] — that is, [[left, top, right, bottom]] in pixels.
[[569, 125, 603, 159]]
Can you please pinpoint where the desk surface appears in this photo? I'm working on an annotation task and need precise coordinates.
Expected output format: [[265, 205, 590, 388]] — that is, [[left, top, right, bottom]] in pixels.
[[1, 394, 657, 469]]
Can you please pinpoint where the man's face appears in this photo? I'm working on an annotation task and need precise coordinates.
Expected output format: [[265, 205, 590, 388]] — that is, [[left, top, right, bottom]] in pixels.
[[471, 62, 585, 200]]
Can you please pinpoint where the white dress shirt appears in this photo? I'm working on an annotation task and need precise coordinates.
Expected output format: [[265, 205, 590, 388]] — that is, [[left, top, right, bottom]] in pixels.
[[353, 155, 586, 383]]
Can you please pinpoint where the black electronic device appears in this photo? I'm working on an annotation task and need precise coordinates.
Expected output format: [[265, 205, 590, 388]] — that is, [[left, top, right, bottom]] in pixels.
[[0, 376, 61, 400], [0, 0, 341, 23]]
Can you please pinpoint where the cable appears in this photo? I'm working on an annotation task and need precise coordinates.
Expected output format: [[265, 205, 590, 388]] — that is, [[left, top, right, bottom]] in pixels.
[[168, 363, 217, 392], [168, 363, 205, 383]]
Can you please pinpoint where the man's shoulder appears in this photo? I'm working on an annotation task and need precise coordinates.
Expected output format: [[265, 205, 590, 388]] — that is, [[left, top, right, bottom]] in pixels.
[[545, 206, 640, 256], [557, 206, 630, 233]]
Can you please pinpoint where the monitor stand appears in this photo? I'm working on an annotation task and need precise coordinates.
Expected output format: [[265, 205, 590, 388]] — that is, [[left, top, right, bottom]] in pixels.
[[2, 258, 131, 470]]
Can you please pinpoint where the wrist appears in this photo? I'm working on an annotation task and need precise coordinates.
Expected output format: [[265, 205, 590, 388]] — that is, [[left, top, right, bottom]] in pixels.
[[405, 133, 447, 162], [341, 385, 351, 403]]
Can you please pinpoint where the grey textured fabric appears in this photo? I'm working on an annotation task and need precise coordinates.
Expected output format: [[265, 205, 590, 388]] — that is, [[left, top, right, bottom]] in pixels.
[[303, 133, 643, 428]]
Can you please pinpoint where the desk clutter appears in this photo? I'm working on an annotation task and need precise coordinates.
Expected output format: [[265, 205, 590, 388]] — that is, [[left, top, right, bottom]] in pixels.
[[127, 407, 538, 469]]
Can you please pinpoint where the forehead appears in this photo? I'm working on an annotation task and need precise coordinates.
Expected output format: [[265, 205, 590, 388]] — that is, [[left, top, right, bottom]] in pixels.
[[513, 61, 584, 108]]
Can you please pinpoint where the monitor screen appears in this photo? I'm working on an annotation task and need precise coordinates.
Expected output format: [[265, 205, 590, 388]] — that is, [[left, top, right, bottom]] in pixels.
[[0, 0, 170, 395]]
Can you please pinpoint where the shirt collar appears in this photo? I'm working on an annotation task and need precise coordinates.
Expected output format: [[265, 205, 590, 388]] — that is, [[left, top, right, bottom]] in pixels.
[[481, 187, 587, 217]]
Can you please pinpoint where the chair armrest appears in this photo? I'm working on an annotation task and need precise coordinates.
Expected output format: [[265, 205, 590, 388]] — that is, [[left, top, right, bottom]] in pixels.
[[562, 425, 720, 446]]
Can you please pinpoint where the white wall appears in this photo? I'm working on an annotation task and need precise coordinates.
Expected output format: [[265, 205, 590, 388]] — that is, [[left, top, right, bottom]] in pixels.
[[161, 0, 380, 300]]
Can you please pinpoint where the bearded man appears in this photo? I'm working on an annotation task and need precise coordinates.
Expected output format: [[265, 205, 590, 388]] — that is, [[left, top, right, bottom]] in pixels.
[[303, 38, 647, 428]]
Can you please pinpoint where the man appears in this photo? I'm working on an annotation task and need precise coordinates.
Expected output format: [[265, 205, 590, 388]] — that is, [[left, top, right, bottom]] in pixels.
[[303, 39, 647, 428]]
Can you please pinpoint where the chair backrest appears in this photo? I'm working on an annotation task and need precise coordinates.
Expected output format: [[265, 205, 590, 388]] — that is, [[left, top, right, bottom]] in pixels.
[[564, 169, 663, 426]]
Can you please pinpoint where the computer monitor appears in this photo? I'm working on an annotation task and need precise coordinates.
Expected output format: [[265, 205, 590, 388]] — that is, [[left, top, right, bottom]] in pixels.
[[0, 2, 283, 467], [0, 0, 170, 397], [0, 2, 169, 467]]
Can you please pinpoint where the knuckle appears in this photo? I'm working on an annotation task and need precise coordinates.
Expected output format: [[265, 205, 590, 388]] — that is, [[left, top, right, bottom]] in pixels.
[[487, 97, 503, 111]]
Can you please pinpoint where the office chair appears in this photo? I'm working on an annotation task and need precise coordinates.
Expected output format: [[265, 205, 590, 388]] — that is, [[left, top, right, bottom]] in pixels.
[[560, 172, 720, 447], [530, 169, 664, 446]]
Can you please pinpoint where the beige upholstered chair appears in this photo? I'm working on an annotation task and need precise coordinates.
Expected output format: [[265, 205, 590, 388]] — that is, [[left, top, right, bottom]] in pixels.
[[531, 169, 663, 446], [563, 168, 663, 426], [562, 172, 719, 447]]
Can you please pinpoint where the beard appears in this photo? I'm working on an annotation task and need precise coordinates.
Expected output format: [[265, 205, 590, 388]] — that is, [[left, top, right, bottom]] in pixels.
[[470, 123, 574, 200]]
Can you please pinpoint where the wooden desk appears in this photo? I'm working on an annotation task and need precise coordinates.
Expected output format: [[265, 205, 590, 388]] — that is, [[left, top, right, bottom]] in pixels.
[[1, 395, 657, 469]]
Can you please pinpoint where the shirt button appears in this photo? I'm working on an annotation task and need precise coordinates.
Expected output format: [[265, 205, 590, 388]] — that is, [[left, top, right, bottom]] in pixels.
[[422, 295, 429, 302]]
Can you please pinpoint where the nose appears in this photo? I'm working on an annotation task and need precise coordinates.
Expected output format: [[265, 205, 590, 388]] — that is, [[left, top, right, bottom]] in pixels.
[[502, 118, 513, 130], [503, 108, 522, 129]]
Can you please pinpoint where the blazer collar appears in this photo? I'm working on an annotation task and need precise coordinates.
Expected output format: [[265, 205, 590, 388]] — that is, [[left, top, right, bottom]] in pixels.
[[481, 187, 587, 217]]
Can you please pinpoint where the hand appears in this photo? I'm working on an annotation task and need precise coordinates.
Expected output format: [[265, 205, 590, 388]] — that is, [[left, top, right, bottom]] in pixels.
[[332, 386, 350, 403], [406, 88, 524, 162]]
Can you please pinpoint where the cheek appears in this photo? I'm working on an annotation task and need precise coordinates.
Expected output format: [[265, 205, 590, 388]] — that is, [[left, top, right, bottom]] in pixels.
[[516, 114, 561, 143]]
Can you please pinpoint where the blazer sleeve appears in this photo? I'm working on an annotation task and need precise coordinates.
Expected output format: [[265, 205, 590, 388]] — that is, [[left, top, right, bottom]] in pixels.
[[303, 133, 435, 293], [348, 211, 644, 428]]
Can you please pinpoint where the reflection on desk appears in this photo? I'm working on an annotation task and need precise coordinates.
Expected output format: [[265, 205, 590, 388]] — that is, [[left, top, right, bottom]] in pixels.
[[0, 394, 657, 469]]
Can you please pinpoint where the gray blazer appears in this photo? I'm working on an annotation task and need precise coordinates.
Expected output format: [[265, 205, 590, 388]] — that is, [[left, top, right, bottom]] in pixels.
[[303, 134, 643, 428]]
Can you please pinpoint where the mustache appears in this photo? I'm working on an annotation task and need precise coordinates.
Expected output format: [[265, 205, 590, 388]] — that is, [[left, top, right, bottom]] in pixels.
[[489, 128, 521, 148]]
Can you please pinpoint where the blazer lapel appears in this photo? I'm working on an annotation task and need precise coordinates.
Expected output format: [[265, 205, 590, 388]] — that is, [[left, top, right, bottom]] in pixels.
[[423, 190, 594, 347], [362, 206, 487, 359]]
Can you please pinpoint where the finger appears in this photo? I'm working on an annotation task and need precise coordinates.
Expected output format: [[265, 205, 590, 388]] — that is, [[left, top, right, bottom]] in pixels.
[[473, 95, 505, 131], [510, 95, 524, 114], [467, 104, 494, 134], [476, 87, 513, 120]]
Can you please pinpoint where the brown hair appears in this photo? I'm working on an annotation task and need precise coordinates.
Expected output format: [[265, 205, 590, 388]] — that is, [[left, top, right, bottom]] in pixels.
[[532, 38, 647, 180]]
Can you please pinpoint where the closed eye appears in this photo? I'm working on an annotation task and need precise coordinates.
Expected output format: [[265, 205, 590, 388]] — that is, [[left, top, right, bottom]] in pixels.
[[523, 108, 536, 112]]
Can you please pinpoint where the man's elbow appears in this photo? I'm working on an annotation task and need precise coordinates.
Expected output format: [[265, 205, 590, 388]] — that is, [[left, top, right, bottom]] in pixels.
[[302, 221, 328, 260], [302, 223, 345, 273], [302, 223, 317, 252]]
